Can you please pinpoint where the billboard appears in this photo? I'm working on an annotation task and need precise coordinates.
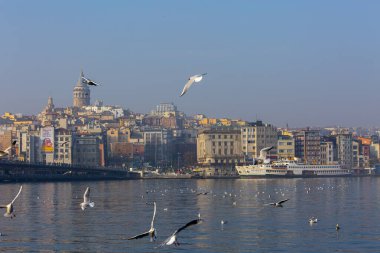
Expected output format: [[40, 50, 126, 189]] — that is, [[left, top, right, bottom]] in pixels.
[[40, 127, 54, 153]]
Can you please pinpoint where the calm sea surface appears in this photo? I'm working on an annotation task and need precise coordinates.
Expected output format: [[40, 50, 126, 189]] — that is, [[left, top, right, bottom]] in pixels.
[[1, 177, 380, 252]]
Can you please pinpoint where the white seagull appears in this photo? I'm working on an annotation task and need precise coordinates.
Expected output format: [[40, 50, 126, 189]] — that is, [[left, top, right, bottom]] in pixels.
[[309, 217, 318, 224], [265, 199, 289, 207], [80, 187, 95, 210], [81, 76, 100, 86], [159, 214, 203, 247], [0, 186, 23, 218], [0, 141, 17, 158], [128, 202, 157, 241], [180, 73, 207, 97]]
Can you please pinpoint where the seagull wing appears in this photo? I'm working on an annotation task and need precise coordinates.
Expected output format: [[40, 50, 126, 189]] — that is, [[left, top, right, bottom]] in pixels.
[[0, 205, 7, 208], [150, 202, 156, 229], [175, 218, 201, 235], [278, 199, 289, 205], [265, 202, 276, 206], [180, 77, 196, 97], [81, 76, 90, 83], [0, 151, 7, 156], [83, 187, 90, 202], [128, 231, 150, 240], [89, 80, 100, 86], [159, 233, 175, 247], [10, 186, 22, 204]]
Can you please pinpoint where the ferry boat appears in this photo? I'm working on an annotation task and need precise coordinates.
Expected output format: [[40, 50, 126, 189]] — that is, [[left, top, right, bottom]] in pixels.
[[236, 147, 352, 178], [236, 160, 352, 178], [237, 160, 351, 178]]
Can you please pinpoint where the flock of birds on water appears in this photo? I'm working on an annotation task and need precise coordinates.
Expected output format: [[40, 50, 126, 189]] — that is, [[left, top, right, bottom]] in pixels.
[[0, 182, 344, 248]]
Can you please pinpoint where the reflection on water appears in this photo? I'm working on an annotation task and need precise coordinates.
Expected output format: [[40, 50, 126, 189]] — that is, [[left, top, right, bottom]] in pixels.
[[0, 178, 380, 252]]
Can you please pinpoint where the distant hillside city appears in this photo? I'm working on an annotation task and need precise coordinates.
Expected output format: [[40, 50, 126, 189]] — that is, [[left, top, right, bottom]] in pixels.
[[1, 72, 379, 172]]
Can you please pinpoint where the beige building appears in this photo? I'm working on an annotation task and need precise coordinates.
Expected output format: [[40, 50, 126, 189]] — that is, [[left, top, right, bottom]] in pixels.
[[197, 128, 243, 165], [320, 141, 334, 165], [107, 127, 131, 157], [277, 135, 295, 160], [241, 121, 277, 160]]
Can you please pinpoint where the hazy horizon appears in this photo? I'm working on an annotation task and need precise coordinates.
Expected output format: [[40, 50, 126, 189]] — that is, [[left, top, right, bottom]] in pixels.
[[1, 1, 379, 128]]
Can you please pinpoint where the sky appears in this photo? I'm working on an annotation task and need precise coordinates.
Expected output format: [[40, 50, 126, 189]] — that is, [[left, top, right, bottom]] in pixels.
[[0, 1, 379, 128]]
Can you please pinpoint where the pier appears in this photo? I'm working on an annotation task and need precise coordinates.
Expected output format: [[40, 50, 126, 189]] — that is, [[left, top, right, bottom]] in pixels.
[[0, 161, 141, 182]]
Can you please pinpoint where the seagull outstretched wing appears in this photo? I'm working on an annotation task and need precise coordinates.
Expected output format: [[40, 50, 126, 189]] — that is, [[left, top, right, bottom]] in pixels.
[[175, 218, 201, 234], [11, 186, 23, 204], [277, 199, 289, 205], [83, 187, 90, 202], [180, 77, 196, 97], [128, 231, 150, 240], [82, 76, 100, 86]]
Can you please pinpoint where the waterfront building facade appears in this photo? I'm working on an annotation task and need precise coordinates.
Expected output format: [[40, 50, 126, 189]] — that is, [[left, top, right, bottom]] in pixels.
[[277, 135, 295, 160], [241, 121, 277, 160], [295, 129, 321, 164], [197, 127, 243, 166]]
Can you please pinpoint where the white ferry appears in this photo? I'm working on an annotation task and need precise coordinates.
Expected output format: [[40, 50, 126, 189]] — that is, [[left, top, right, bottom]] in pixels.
[[236, 146, 352, 178], [236, 160, 352, 178]]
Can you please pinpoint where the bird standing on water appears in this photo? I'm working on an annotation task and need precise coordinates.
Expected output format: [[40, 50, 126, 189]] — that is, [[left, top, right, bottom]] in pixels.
[[80, 187, 95, 210], [180, 73, 207, 97], [0, 186, 23, 218], [128, 202, 157, 241]]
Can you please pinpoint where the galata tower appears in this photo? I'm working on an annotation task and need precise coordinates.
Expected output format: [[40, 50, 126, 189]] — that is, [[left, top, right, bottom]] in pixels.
[[73, 71, 91, 107]]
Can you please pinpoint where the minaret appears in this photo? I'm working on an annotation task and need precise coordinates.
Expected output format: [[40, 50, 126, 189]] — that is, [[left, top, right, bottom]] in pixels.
[[73, 70, 91, 107]]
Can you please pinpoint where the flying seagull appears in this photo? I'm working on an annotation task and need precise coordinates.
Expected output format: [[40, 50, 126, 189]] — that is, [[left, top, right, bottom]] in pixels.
[[128, 202, 157, 241], [0, 141, 17, 158], [159, 214, 202, 247], [82, 76, 100, 86], [80, 187, 95, 210], [180, 73, 207, 97], [0, 186, 22, 218], [265, 199, 289, 207]]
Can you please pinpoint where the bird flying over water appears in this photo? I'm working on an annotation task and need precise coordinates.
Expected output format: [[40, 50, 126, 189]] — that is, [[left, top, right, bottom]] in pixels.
[[128, 201, 157, 241], [82, 76, 100, 86], [0, 141, 17, 158], [159, 214, 202, 247], [80, 187, 95, 210], [265, 199, 289, 207], [0, 186, 22, 218], [180, 73, 207, 97]]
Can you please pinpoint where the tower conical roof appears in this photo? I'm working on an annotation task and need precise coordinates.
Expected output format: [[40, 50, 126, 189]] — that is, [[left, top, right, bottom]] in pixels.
[[76, 70, 87, 87]]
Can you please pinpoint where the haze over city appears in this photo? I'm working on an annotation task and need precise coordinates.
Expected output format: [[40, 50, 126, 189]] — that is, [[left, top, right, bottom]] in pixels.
[[0, 1, 379, 127]]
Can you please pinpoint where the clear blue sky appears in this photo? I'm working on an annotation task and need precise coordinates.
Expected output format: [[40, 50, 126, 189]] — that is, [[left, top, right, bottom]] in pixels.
[[0, 1, 379, 128]]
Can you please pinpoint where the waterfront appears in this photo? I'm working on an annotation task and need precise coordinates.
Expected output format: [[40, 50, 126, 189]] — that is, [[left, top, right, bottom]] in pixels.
[[1, 178, 380, 252]]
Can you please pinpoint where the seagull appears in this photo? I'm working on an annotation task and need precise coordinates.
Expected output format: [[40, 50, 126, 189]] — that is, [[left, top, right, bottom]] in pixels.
[[0, 186, 22, 218], [80, 187, 95, 210], [221, 220, 228, 225], [128, 202, 157, 241], [196, 192, 209, 196], [0, 141, 17, 158], [336, 224, 340, 230], [82, 76, 100, 86], [265, 199, 289, 207], [180, 73, 207, 97], [309, 217, 318, 224], [159, 214, 202, 247]]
